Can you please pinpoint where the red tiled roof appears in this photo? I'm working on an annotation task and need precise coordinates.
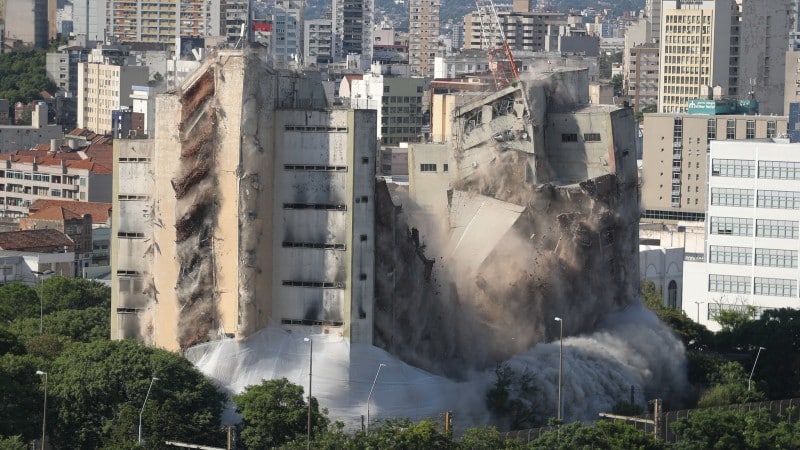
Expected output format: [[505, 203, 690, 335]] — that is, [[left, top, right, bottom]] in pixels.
[[0, 144, 113, 175], [27, 205, 83, 221], [28, 199, 112, 224], [0, 228, 74, 251]]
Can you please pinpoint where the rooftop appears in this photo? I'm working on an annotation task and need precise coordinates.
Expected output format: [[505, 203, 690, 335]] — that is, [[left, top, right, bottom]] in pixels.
[[0, 228, 74, 251], [28, 199, 112, 224]]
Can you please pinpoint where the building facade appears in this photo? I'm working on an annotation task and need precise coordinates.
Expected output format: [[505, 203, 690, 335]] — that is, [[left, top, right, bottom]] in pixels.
[[77, 46, 149, 135], [408, 0, 440, 77], [304, 19, 333, 66], [272, 0, 304, 65], [641, 108, 787, 223], [0, 102, 62, 153], [3, 0, 50, 49], [683, 139, 800, 330], [111, 52, 377, 351], [107, 0, 220, 45]]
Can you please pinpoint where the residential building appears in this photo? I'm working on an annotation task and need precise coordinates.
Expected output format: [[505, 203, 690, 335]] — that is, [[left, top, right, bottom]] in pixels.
[[0, 102, 62, 153], [3, 0, 50, 49], [659, 0, 793, 114], [408, 0, 440, 77], [130, 86, 155, 138], [334, 0, 374, 69], [28, 199, 112, 267], [0, 136, 113, 217], [46, 46, 90, 96], [272, 0, 304, 65], [646, 0, 662, 43], [304, 19, 333, 66], [72, 0, 107, 43], [77, 45, 149, 134], [625, 43, 659, 111], [0, 229, 75, 284], [107, 0, 221, 45], [683, 139, 800, 330], [462, 10, 569, 52], [222, 0, 249, 45], [20, 203, 93, 274], [346, 66, 425, 145], [641, 102, 787, 223], [111, 51, 377, 351]]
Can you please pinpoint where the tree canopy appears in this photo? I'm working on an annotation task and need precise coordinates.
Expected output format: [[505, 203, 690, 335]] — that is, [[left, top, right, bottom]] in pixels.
[[0, 51, 57, 107]]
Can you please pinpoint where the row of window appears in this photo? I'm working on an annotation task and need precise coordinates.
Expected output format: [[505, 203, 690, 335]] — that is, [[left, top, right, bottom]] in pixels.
[[420, 163, 449, 172], [709, 274, 799, 297], [710, 217, 799, 239], [712, 159, 800, 180], [2, 171, 85, 185], [561, 133, 602, 143], [710, 188, 800, 210], [709, 246, 798, 268]]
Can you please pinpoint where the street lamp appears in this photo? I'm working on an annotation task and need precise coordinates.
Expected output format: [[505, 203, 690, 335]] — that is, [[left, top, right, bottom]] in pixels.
[[138, 376, 159, 445], [304, 337, 313, 450], [694, 301, 701, 323], [554, 317, 563, 421], [748, 347, 766, 392], [366, 363, 386, 434], [33, 269, 53, 334], [35, 370, 47, 450]]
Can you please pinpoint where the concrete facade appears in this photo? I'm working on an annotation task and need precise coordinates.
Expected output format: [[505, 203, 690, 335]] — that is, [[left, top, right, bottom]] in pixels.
[[112, 51, 377, 351], [408, 0, 440, 77], [348, 69, 424, 145], [272, 0, 304, 65], [641, 112, 787, 223], [107, 0, 221, 45], [0, 103, 62, 153], [72, 0, 107, 43], [625, 44, 659, 112], [77, 48, 149, 135], [3, 0, 49, 49], [304, 19, 333, 66], [683, 139, 800, 330]]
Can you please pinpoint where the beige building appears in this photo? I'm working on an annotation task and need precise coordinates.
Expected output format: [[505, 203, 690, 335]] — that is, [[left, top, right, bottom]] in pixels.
[[659, 0, 794, 114], [408, 0, 440, 77], [626, 44, 659, 111], [784, 50, 800, 115], [111, 51, 377, 351], [462, 10, 569, 52], [107, 0, 219, 45], [641, 111, 787, 222], [0, 102, 62, 153], [2, 0, 51, 49], [77, 47, 149, 135]]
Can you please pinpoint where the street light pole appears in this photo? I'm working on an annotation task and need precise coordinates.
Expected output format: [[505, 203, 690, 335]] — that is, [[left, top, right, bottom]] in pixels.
[[35, 370, 47, 450], [138, 376, 159, 445], [554, 317, 563, 421], [304, 337, 312, 450], [366, 363, 386, 434], [748, 347, 765, 392]]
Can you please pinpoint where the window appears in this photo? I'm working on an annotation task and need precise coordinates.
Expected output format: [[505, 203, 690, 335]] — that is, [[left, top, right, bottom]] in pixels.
[[757, 190, 800, 209], [583, 133, 601, 142], [443, 164, 449, 172], [746, 120, 755, 139], [709, 274, 751, 294], [52, 189, 61, 198], [707, 118, 716, 140], [726, 119, 735, 139], [561, 133, 578, 142], [755, 248, 798, 268], [710, 217, 753, 236], [711, 159, 755, 178], [767, 121, 777, 138], [420, 164, 437, 172], [758, 161, 800, 180], [756, 219, 798, 239], [754, 277, 797, 297], [709, 245, 752, 265], [710, 188, 754, 207]]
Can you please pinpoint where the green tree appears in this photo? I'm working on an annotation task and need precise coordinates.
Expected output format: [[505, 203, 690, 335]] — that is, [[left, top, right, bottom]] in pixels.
[[612, 74, 624, 97], [697, 361, 764, 408], [459, 426, 524, 449], [48, 339, 225, 449], [39, 276, 110, 313], [0, 353, 48, 441], [672, 407, 800, 450], [0, 327, 23, 355], [0, 51, 57, 105], [10, 306, 110, 343], [0, 435, 26, 450], [486, 363, 540, 429], [0, 282, 40, 322], [530, 420, 666, 449], [357, 418, 453, 449], [234, 377, 329, 449]]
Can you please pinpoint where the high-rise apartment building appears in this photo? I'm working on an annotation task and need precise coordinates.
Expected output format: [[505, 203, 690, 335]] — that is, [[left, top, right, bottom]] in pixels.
[[659, 0, 793, 114], [646, 0, 662, 42], [304, 19, 333, 66], [272, 0, 304, 65], [641, 103, 787, 223], [77, 45, 149, 134], [625, 44, 659, 112], [335, 0, 374, 68], [408, 0, 440, 77], [3, 0, 50, 49], [462, 10, 569, 52], [111, 51, 377, 351], [107, 0, 220, 45], [683, 139, 800, 330], [72, 0, 107, 43], [222, 0, 249, 45]]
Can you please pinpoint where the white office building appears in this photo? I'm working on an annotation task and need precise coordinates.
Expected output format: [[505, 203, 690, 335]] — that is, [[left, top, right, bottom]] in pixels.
[[683, 139, 800, 330]]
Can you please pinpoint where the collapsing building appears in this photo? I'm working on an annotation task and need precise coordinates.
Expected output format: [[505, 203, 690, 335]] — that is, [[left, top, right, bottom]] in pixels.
[[373, 68, 641, 375], [111, 50, 377, 350]]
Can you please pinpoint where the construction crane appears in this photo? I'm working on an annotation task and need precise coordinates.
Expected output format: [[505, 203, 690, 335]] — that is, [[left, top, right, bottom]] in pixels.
[[475, 0, 520, 90]]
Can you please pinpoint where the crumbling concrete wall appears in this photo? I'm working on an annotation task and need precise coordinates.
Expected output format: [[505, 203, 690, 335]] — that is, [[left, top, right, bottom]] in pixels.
[[374, 70, 640, 376]]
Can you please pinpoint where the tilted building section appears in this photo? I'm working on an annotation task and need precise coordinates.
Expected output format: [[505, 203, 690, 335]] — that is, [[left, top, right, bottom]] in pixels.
[[111, 50, 376, 351], [374, 68, 641, 375]]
